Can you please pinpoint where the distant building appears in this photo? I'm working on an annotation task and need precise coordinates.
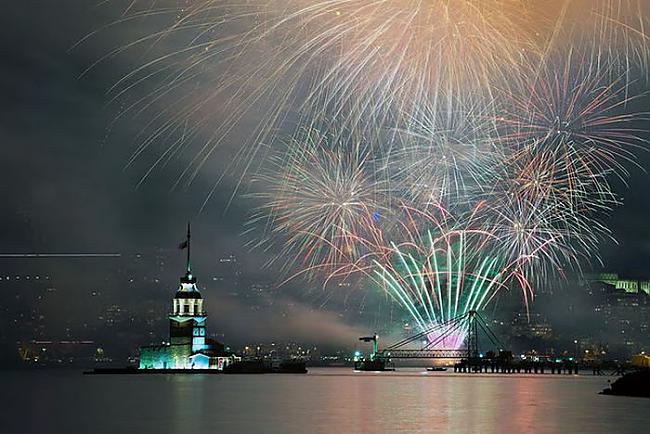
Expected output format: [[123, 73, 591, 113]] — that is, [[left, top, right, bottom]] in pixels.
[[590, 273, 650, 295], [138, 226, 240, 370], [19, 340, 100, 365], [511, 311, 553, 340], [585, 274, 650, 356]]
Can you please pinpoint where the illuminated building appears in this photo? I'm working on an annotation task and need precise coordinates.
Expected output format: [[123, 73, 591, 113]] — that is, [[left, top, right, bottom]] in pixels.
[[138, 225, 240, 370], [591, 273, 650, 295]]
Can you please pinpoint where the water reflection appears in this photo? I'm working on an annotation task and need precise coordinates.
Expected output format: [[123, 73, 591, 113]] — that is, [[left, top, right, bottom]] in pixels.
[[2, 369, 649, 434]]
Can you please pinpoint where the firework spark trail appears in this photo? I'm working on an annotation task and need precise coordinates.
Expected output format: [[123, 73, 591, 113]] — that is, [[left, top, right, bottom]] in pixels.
[[543, 0, 650, 82], [100, 0, 549, 184], [96, 1, 650, 188]]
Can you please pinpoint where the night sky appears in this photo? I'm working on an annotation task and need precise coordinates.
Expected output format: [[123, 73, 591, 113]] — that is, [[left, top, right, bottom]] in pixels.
[[0, 1, 373, 348], [2, 1, 650, 347]]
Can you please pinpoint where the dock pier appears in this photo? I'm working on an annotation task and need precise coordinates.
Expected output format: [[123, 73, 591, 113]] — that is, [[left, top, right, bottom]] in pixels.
[[452, 359, 581, 375]]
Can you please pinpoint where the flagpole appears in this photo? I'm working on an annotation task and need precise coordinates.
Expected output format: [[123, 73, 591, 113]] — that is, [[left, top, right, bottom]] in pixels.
[[186, 222, 191, 274]]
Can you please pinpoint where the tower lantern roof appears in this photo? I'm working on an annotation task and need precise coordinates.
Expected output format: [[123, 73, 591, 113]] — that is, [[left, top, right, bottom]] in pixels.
[[180, 270, 197, 284]]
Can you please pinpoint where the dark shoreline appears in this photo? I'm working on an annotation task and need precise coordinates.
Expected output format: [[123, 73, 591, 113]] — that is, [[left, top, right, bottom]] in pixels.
[[600, 370, 650, 398]]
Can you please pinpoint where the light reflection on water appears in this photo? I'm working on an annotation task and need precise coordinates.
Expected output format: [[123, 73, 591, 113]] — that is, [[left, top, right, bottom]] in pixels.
[[1, 368, 648, 434]]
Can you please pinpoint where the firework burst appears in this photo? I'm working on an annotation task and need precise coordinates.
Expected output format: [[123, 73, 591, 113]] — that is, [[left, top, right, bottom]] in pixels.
[[498, 51, 646, 187], [370, 205, 520, 349], [249, 129, 386, 280], [390, 100, 499, 209]]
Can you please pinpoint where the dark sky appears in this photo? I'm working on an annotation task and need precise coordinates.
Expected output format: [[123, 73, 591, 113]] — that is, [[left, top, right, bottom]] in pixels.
[[0, 1, 371, 347], [2, 1, 650, 347]]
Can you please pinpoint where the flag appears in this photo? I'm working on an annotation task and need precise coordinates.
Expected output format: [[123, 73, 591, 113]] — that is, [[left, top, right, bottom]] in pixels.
[[178, 240, 188, 250]]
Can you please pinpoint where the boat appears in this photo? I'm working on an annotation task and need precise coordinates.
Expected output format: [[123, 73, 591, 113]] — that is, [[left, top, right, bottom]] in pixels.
[[223, 358, 308, 374], [426, 367, 448, 372], [354, 358, 395, 371], [223, 359, 268, 374], [275, 359, 308, 374]]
